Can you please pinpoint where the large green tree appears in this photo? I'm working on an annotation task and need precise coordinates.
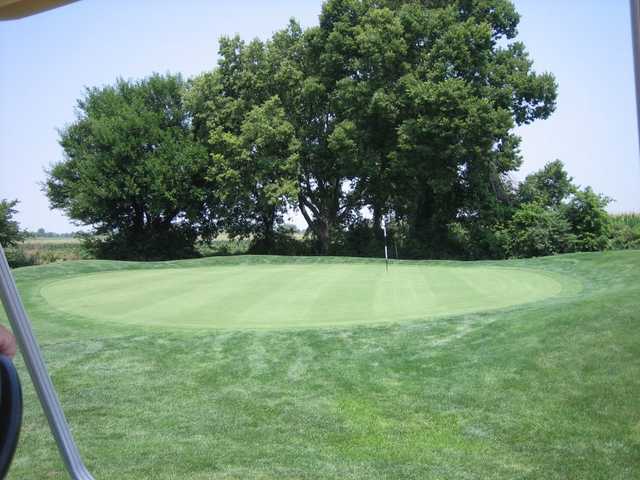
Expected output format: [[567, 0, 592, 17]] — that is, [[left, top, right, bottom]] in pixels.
[[502, 161, 611, 258], [189, 24, 362, 254], [187, 36, 302, 252], [518, 159, 576, 207], [564, 187, 611, 252], [211, 97, 300, 251], [311, 0, 557, 255], [68, 0, 558, 258], [191, 0, 557, 255], [46, 74, 216, 260]]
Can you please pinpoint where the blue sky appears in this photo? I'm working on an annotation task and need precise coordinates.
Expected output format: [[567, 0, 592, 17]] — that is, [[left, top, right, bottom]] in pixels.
[[1, 0, 638, 232]]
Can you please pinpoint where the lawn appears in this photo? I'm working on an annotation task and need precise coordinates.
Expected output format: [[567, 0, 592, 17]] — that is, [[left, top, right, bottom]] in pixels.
[[40, 261, 571, 329], [3, 251, 640, 479]]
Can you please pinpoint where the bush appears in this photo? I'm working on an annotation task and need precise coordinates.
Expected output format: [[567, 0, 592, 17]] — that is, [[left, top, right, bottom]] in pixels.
[[446, 222, 473, 258], [502, 202, 573, 258], [248, 226, 313, 256], [564, 187, 610, 252], [4, 247, 36, 268], [198, 238, 250, 256], [5, 238, 91, 267], [608, 213, 640, 250], [448, 222, 511, 260], [331, 220, 383, 258], [82, 227, 200, 261], [0, 199, 25, 247]]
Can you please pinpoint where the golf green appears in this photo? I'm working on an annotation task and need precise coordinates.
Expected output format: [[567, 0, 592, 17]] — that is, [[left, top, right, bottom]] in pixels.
[[40, 263, 568, 329]]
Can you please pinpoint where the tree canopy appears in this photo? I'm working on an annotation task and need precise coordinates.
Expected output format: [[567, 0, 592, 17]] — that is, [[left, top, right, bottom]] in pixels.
[[0, 199, 24, 248], [500, 161, 611, 258], [46, 1, 617, 261], [518, 159, 576, 207], [46, 74, 216, 259], [185, 0, 558, 255]]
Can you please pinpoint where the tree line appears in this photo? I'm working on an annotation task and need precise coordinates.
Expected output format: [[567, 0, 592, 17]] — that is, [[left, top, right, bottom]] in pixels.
[[42, 0, 615, 260]]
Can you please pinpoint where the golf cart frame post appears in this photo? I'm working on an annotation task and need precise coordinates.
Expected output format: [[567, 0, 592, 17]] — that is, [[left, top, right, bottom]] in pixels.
[[0, 245, 95, 480], [632, 0, 640, 153], [0, 1, 639, 479]]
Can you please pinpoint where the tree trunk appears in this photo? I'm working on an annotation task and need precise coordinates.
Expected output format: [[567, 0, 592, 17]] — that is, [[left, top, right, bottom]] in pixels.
[[372, 203, 383, 240], [260, 207, 277, 253], [316, 217, 330, 255], [133, 203, 145, 234], [298, 186, 344, 255]]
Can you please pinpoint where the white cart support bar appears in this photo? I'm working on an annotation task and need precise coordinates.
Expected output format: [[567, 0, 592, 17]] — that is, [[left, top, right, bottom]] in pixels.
[[631, 0, 640, 154], [0, 244, 95, 480]]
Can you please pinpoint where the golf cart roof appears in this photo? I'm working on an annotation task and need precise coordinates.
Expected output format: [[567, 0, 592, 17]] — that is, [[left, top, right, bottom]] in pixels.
[[0, 0, 76, 20]]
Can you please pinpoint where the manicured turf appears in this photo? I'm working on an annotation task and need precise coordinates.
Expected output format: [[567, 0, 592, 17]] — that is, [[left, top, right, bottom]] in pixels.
[[40, 263, 570, 329], [3, 252, 640, 479]]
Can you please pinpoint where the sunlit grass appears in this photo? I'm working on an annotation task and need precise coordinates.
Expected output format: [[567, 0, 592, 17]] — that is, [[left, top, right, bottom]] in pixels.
[[4, 252, 640, 479]]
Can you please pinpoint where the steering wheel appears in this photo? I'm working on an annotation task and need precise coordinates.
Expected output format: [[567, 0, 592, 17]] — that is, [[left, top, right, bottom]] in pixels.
[[0, 354, 22, 479]]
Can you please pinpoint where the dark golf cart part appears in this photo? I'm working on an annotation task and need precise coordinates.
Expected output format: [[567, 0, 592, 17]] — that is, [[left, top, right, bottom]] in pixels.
[[0, 354, 22, 480], [0, 0, 77, 21], [0, 245, 95, 480]]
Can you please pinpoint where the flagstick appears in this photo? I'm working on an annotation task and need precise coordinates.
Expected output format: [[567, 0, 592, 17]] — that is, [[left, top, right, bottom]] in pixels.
[[382, 221, 389, 272]]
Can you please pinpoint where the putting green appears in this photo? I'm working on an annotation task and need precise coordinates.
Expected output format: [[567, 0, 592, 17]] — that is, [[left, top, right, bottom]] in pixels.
[[39, 263, 570, 329]]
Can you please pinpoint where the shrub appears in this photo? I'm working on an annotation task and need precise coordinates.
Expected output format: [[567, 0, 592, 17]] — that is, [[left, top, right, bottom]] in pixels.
[[503, 202, 573, 258], [564, 187, 611, 252], [331, 220, 383, 258], [4, 247, 35, 268], [198, 238, 250, 257], [248, 226, 312, 256], [0, 199, 25, 247], [81, 227, 200, 261], [608, 213, 640, 250], [517, 160, 575, 207]]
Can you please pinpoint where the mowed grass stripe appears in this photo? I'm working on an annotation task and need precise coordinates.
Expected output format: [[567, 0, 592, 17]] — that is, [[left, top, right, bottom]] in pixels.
[[39, 263, 568, 329], [5, 252, 639, 479]]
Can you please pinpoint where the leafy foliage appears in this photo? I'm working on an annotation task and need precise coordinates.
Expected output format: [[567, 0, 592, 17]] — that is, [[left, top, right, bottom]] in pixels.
[[500, 202, 573, 258], [5, 237, 88, 268], [45, 74, 216, 260], [518, 159, 576, 207], [0, 199, 24, 248], [496, 162, 612, 258], [45, 2, 617, 261], [564, 188, 611, 252], [188, 0, 557, 255], [212, 97, 300, 251], [608, 213, 640, 250]]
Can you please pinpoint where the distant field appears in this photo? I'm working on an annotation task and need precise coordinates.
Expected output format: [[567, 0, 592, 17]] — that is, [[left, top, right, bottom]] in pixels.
[[6, 236, 250, 267], [609, 212, 640, 228], [4, 252, 640, 479], [6, 237, 85, 267], [23, 236, 82, 244]]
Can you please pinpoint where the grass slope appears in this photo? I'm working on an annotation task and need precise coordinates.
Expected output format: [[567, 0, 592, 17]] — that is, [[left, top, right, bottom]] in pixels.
[[3, 252, 640, 479]]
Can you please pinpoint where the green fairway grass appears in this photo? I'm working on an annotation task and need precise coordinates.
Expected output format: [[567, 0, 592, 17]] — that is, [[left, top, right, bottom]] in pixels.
[[3, 252, 640, 479], [40, 263, 571, 329]]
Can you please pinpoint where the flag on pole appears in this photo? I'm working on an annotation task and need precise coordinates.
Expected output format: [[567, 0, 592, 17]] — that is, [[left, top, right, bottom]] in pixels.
[[382, 220, 389, 272]]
